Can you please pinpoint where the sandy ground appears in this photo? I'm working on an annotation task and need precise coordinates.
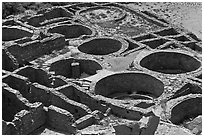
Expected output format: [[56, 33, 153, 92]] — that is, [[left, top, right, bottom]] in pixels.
[[126, 2, 202, 39]]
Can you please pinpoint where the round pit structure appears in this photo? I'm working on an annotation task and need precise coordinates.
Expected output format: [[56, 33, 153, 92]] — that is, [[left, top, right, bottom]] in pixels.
[[170, 97, 202, 125], [94, 72, 164, 99], [78, 37, 128, 55], [48, 24, 93, 39], [77, 6, 126, 23], [114, 94, 153, 100], [49, 58, 102, 79], [2, 26, 33, 41], [136, 50, 201, 75]]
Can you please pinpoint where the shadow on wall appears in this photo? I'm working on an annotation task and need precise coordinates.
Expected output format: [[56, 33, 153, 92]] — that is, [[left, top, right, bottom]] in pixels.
[[170, 97, 202, 125], [49, 58, 102, 79], [48, 24, 93, 39], [27, 7, 73, 27], [140, 51, 201, 74], [2, 27, 33, 41], [78, 38, 122, 55], [94, 72, 164, 99]]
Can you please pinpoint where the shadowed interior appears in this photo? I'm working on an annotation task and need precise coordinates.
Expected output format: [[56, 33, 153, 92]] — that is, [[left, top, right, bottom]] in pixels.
[[49, 58, 102, 78], [94, 73, 164, 98], [2, 27, 33, 41], [170, 97, 202, 125], [27, 7, 73, 27], [48, 24, 92, 39], [140, 52, 201, 74], [2, 84, 29, 122], [78, 38, 122, 55], [43, 7, 73, 20]]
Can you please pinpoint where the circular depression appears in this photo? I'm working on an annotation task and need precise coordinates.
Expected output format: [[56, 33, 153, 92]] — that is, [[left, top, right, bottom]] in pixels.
[[140, 51, 201, 74], [48, 24, 93, 39], [78, 6, 126, 23], [170, 97, 202, 125], [78, 38, 123, 55], [49, 58, 102, 79], [94, 72, 164, 99], [2, 27, 33, 41]]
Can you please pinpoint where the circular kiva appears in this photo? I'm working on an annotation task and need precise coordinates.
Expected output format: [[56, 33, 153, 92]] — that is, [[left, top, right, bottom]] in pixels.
[[136, 50, 201, 75], [2, 26, 33, 41], [94, 72, 164, 99], [48, 24, 94, 39], [49, 58, 102, 79], [78, 37, 128, 56], [169, 97, 202, 125], [114, 94, 153, 100], [77, 6, 126, 23]]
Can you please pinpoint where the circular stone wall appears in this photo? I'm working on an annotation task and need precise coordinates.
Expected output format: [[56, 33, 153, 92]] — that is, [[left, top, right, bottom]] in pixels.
[[78, 6, 126, 23], [114, 94, 153, 100], [2, 27, 33, 41], [48, 24, 93, 39], [94, 72, 164, 99], [49, 58, 102, 79], [140, 51, 201, 74], [78, 38, 124, 55], [170, 97, 202, 125]]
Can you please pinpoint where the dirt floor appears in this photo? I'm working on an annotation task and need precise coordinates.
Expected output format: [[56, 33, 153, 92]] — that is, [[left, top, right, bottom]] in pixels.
[[126, 2, 202, 39]]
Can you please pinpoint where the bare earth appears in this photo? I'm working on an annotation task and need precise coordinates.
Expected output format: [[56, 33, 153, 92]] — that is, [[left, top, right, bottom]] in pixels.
[[104, 2, 202, 73], [127, 2, 202, 39]]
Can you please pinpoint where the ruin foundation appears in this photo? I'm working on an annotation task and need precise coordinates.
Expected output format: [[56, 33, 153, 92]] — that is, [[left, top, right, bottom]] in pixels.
[[2, 2, 202, 135]]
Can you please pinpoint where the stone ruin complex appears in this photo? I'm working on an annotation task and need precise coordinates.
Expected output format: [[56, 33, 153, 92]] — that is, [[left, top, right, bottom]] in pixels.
[[2, 2, 202, 135]]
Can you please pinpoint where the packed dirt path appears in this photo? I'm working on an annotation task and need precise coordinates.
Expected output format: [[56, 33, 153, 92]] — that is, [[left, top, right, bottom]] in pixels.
[[126, 2, 202, 39]]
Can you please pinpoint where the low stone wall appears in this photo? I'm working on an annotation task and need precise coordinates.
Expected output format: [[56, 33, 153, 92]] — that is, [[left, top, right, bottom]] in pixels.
[[47, 105, 76, 134]]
